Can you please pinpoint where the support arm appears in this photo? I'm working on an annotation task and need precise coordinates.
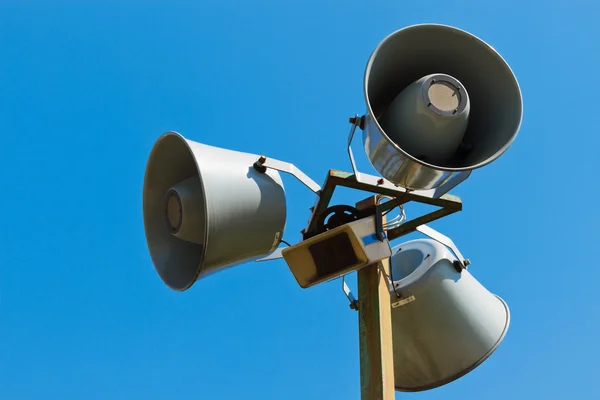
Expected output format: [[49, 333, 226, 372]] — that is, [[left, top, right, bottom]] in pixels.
[[253, 156, 321, 194]]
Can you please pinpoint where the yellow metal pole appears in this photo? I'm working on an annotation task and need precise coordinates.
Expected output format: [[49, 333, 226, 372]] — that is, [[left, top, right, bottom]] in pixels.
[[356, 196, 395, 400]]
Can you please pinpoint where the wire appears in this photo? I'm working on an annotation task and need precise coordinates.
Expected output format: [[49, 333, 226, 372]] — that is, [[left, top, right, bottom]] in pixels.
[[384, 206, 406, 229], [382, 207, 395, 217], [280, 240, 292, 247], [388, 246, 403, 299], [375, 194, 407, 230], [375, 194, 392, 205]]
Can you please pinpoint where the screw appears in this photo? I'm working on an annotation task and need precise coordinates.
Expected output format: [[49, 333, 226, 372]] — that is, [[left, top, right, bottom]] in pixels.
[[258, 156, 266, 164], [464, 259, 471, 267], [349, 115, 365, 129], [377, 178, 384, 184], [453, 260, 463, 273]]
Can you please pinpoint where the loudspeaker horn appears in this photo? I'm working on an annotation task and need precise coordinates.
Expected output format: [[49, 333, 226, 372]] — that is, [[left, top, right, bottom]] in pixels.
[[143, 131, 287, 291], [388, 238, 509, 391], [362, 24, 523, 190]]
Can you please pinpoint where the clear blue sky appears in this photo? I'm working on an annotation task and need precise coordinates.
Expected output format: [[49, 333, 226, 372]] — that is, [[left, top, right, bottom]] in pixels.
[[0, 1, 598, 399]]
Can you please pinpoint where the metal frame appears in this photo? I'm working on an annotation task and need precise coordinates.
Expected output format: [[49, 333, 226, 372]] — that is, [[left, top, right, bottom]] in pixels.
[[251, 130, 467, 267], [301, 169, 463, 242], [255, 164, 465, 268]]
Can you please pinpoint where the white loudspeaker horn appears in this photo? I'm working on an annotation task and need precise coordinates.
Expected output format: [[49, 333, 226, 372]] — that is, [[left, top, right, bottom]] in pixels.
[[388, 239, 509, 391], [362, 24, 523, 190], [143, 131, 287, 291]]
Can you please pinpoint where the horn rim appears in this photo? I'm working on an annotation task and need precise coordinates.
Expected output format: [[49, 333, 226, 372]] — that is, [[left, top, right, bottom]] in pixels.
[[142, 131, 209, 291], [363, 23, 523, 172], [395, 294, 511, 392]]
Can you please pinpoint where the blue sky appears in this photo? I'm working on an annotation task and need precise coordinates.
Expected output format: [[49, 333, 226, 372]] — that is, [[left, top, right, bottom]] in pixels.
[[0, 1, 598, 399]]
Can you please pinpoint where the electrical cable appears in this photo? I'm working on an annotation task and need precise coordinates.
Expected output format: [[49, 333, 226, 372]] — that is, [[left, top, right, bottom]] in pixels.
[[376, 194, 407, 230], [376, 194, 405, 298], [388, 246, 403, 298]]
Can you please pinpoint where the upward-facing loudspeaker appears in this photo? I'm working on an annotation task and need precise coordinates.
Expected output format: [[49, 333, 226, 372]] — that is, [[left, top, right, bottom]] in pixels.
[[362, 24, 523, 190], [143, 131, 287, 291]]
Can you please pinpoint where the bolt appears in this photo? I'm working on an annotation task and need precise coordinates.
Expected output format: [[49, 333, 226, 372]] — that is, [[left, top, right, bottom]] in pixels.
[[377, 178, 384, 185], [258, 156, 266, 164], [453, 260, 463, 273], [349, 116, 358, 124], [464, 259, 471, 267]]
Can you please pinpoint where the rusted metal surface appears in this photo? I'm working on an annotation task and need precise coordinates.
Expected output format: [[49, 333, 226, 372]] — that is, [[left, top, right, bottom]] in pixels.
[[357, 197, 395, 400], [303, 169, 463, 241]]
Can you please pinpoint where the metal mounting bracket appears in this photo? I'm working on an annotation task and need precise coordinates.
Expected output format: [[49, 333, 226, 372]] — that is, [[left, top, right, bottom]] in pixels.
[[374, 202, 387, 241], [253, 155, 321, 194], [347, 115, 365, 183], [416, 224, 471, 270], [255, 247, 284, 263], [252, 155, 321, 263], [343, 275, 358, 311]]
